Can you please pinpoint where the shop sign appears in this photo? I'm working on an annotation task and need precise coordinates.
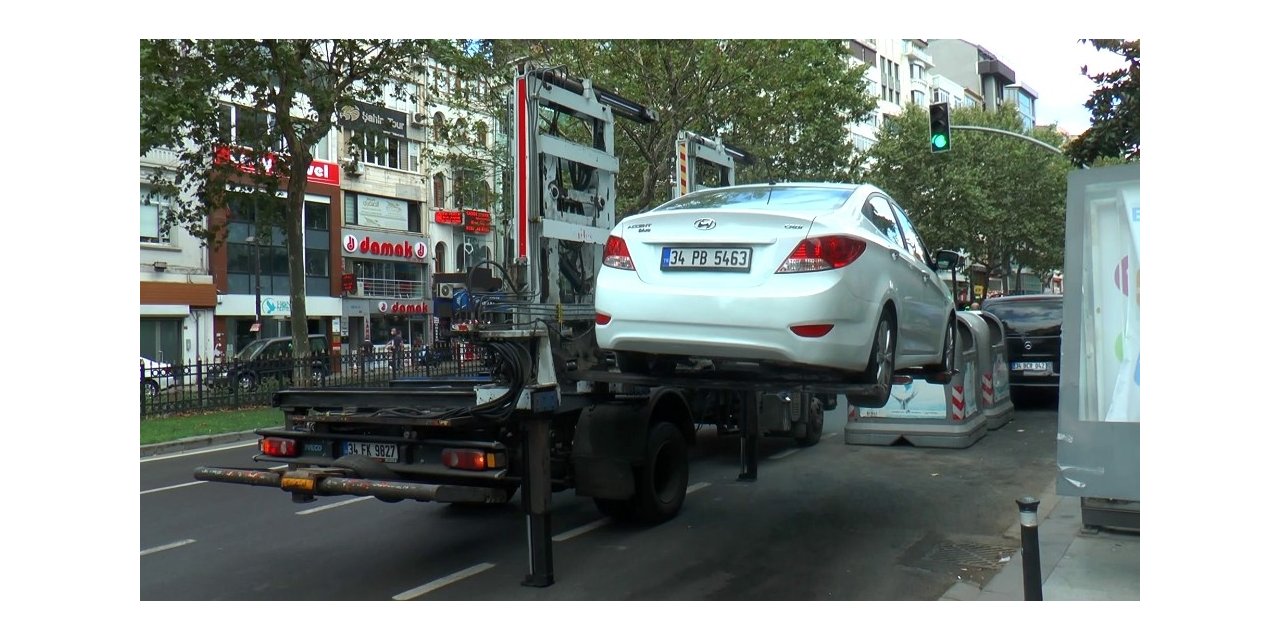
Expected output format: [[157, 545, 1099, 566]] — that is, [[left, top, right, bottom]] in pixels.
[[464, 209, 492, 234], [261, 297, 291, 315], [377, 301, 430, 315], [435, 210, 463, 225], [337, 101, 408, 136], [342, 233, 429, 261], [214, 145, 340, 186]]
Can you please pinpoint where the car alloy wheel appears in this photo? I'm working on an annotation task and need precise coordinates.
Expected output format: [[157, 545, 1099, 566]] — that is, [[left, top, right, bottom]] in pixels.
[[871, 317, 895, 388]]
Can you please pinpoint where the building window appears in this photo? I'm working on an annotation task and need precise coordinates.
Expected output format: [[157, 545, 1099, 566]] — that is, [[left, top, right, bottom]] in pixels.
[[433, 173, 446, 209], [351, 259, 426, 299], [474, 121, 488, 148], [140, 186, 171, 244], [433, 112, 447, 142], [912, 90, 926, 106], [878, 57, 900, 104], [348, 129, 411, 171], [305, 201, 329, 231], [434, 241, 447, 273], [910, 63, 925, 80], [932, 88, 950, 105], [218, 103, 282, 151]]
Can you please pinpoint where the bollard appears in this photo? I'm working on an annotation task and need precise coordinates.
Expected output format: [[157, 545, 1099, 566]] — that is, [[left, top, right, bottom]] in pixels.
[[1017, 496, 1043, 601]]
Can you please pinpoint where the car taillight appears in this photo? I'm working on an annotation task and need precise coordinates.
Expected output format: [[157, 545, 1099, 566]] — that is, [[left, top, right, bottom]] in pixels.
[[602, 235, 635, 270], [776, 236, 866, 273], [443, 449, 505, 470], [260, 437, 298, 457], [595, 313, 612, 325]]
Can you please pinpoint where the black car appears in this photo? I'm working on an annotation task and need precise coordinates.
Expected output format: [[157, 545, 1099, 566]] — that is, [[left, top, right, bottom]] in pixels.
[[216, 335, 330, 391], [981, 294, 1062, 391]]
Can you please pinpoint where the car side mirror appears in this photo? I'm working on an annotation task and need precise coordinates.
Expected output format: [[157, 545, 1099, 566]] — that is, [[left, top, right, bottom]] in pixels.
[[933, 249, 963, 271]]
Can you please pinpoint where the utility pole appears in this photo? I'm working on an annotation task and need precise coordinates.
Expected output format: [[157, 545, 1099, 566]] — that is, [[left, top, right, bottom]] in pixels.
[[246, 232, 263, 337]]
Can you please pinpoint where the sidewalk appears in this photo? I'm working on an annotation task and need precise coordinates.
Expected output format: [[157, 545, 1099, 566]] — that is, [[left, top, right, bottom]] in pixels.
[[940, 483, 1140, 601]]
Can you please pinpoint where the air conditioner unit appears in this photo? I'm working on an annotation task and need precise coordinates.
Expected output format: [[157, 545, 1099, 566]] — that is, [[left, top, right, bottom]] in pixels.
[[344, 158, 364, 176], [411, 112, 429, 127], [435, 283, 455, 298]]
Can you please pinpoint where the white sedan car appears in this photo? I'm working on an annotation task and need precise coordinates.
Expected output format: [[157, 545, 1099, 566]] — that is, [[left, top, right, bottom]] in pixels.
[[140, 356, 176, 396], [594, 182, 958, 406]]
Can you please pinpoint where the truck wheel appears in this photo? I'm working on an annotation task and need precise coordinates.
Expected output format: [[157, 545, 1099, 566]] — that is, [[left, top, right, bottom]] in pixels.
[[633, 421, 688, 524], [795, 397, 824, 447]]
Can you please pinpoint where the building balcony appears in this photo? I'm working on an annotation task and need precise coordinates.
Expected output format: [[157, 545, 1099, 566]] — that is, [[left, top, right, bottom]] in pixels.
[[141, 146, 183, 168], [354, 277, 425, 299], [904, 42, 933, 67]]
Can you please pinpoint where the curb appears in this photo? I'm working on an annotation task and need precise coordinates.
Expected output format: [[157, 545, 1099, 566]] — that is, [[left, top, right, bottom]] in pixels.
[[140, 430, 260, 459]]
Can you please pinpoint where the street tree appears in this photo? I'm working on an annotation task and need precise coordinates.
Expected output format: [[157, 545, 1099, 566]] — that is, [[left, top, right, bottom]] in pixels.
[[141, 39, 458, 374], [860, 102, 1070, 293], [1065, 39, 1139, 167]]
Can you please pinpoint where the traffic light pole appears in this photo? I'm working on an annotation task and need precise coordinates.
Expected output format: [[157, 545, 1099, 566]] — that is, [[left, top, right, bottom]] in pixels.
[[950, 125, 1069, 157]]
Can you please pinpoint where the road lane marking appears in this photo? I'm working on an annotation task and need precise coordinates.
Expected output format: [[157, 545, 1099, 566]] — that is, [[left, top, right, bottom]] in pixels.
[[392, 563, 496, 600], [141, 539, 196, 556], [141, 481, 205, 495], [686, 481, 711, 494], [141, 465, 287, 495], [553, 518, 610, 542], [141, 441, 257, 463], [296, 496, 374, 515], [768, 449, 800, 460]]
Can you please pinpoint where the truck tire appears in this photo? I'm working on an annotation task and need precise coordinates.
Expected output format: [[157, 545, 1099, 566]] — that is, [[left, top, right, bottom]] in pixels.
[[591, 421, 689, 524], [795, 397, 824, 447], [633, 421, 688, 523]]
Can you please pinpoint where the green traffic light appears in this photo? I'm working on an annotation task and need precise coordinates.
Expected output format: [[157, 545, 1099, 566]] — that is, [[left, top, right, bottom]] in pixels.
[[932, 134, 948, 149]]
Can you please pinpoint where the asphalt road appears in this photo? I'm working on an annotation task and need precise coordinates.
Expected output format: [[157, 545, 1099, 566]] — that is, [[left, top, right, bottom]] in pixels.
[[140, 391, 1060, 601]]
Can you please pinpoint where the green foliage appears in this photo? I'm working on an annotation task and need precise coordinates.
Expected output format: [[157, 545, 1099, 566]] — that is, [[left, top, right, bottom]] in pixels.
[[141, 39, 454, 361], [861, 102, 1070, 280], [1065, 39, 1139, 167], [503, 39, 876, 213]]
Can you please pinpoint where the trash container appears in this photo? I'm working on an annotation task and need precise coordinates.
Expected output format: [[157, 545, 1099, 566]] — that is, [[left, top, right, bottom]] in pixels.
[[844, 318, 988, 448], [960, 310, 1014, 429]]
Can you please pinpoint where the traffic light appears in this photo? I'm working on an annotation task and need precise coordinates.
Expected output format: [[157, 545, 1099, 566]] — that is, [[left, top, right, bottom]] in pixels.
[[929, 102, 952, 153]]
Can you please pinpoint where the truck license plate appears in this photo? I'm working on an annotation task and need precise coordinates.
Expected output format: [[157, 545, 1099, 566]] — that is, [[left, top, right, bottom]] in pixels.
[[1012, 362, 1051, 372], [342, 441, 399, 463]]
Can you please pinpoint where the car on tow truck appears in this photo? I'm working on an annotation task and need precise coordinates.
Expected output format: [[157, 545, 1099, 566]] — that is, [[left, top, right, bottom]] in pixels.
[[594, 182, 961, 407]]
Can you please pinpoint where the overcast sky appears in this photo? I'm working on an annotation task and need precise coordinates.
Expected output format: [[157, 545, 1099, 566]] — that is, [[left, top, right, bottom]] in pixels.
[[960, 38, 1131, 137]]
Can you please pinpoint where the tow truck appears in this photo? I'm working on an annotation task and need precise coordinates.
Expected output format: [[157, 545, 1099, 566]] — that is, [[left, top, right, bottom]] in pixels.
[[194, 65, 952, 587]]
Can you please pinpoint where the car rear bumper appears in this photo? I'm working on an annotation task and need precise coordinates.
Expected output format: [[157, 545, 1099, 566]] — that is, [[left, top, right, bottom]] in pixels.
[[595, 270, 879, 372]]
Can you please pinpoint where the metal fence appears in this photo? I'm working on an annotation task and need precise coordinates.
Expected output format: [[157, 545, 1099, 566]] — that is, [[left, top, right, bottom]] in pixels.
[[140, 343, 496, 418]]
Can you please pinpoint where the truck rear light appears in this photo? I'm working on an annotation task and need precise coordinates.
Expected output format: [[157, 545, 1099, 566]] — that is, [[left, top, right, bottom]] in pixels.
[[776, 236, 866, 273], [595, 313, 612, 325], [602, 235, 635, 270], [790, 324, 834, 338], [442, 449, 505, 471], [260, 437, 299, 457]]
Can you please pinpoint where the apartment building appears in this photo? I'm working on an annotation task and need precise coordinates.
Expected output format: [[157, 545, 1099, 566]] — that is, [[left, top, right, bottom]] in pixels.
[[139, 54, 499, 362]]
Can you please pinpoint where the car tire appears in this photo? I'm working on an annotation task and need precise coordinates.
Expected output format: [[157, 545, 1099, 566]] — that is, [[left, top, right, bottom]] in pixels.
[[924, 315, 957, 377], [142, 379, 160, 398], [856, 310, 896, 408], [795, 397, 824, 447]]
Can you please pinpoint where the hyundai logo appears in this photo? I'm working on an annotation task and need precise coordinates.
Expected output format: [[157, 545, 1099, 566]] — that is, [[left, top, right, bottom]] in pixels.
[[694, 218, 717, 230], [1024, 341, 1033, 351]]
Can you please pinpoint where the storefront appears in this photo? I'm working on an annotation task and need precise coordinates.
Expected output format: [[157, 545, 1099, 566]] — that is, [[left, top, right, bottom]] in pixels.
[[339, 221, 431, 354]]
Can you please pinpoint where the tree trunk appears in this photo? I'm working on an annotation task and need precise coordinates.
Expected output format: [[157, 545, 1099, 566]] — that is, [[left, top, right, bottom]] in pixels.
[[286, 158, 312, 386]]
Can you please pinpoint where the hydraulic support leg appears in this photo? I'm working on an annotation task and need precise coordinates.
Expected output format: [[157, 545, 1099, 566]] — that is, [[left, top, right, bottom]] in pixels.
[[521, 416, 554, 587], [738, 391, 759, 481]]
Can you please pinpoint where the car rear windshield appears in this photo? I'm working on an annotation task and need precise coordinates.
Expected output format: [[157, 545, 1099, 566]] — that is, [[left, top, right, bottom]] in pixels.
[[984, 298, 1063, 336], [652, 186, 857, 213]]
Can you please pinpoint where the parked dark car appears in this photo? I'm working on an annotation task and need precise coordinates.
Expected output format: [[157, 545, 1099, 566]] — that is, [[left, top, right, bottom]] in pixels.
[[981, 294, 1062, 392], [212, 334, 330, 391]]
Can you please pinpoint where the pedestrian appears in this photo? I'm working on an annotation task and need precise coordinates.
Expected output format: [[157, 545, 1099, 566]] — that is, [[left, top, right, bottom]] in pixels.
[[389, 327, 404, 377]]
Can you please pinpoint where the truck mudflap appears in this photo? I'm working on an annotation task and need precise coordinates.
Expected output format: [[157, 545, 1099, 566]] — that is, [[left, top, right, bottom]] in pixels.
[[193, 466, 512, 504]]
